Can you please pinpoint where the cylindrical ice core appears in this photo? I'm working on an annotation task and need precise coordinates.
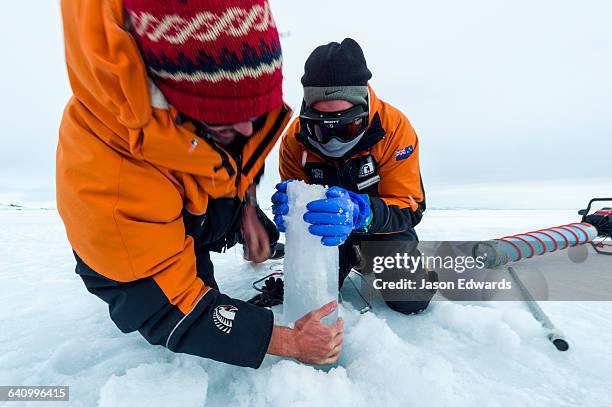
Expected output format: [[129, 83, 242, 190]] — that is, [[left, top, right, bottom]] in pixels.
[[283, 181, 339, 326]]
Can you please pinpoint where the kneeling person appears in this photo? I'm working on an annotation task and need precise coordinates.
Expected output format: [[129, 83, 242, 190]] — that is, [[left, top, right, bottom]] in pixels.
[[273, 38, 436, 314]]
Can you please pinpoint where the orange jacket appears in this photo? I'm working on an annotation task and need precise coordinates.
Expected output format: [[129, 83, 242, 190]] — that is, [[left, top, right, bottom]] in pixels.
[[279, 86, 425, 235], [57, 0, 291, 315]]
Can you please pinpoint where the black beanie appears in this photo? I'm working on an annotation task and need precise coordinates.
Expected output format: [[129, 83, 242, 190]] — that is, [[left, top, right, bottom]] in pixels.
[[301, 38, 372, 87], [301, 38, 372, 107]]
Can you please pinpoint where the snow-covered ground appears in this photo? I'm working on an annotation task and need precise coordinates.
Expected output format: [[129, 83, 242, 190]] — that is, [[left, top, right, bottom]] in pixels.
[[1, 208, 611, 406]]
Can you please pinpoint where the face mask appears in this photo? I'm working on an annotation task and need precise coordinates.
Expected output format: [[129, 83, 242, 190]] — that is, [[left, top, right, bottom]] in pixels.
[[307, 131, 365, 158]]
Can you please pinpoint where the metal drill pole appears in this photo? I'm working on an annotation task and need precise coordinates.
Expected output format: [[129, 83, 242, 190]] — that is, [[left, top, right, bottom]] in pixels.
[[507, 266, 569, 351]]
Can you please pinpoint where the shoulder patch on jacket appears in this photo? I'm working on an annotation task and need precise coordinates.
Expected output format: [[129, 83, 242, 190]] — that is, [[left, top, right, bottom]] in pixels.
[[394, 145, 414, 161]]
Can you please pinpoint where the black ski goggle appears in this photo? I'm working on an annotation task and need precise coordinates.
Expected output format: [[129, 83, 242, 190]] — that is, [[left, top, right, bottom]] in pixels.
[[300, 105, 369, 144]]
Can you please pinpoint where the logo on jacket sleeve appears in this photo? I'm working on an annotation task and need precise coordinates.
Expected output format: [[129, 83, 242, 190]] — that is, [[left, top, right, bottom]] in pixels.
[[395, 145, 414, 161], [213, 305, 238, 334]]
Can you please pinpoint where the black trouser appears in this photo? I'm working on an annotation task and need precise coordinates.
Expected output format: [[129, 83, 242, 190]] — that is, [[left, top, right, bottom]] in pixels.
[[338, 230, 436, 315]]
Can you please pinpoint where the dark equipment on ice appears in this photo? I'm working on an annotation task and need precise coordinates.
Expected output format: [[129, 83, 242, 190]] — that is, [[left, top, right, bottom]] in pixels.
[[579, 198, 612, 256], [248, 273, 284, 307]]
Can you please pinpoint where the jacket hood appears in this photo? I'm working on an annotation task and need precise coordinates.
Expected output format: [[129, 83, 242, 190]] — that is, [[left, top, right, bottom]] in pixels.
[[60, 0, 291, 199], [62, 0, 151, 130]]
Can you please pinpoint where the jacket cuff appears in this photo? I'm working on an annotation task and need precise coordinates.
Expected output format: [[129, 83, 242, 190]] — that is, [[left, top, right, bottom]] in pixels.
[[360, 196, 390, 234], [166, 290, 274, 368]]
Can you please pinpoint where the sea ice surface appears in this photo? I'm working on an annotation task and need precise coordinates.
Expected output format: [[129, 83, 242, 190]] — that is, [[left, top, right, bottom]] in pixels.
[[2, 207, 612, 406]]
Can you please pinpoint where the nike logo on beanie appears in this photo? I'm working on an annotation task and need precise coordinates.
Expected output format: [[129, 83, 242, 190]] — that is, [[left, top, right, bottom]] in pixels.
[[324, 89, 341, 96]]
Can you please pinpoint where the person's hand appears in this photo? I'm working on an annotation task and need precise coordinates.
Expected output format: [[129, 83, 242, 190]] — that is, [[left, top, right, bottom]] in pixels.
[[303, 186, 372, 246], [293, 301, 344, 364], [241, 204, 270, 263], [271, 180, 294, 232], [267, 301, 343, 365]]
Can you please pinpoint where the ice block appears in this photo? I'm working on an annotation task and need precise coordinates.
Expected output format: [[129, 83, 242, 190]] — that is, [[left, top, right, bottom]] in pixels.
[[282, 181, 339, 326]]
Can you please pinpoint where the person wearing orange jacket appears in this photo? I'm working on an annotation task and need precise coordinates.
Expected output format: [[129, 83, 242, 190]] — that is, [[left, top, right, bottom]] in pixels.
[[273, 38, 437, 315], [57, 0, 343, 368]]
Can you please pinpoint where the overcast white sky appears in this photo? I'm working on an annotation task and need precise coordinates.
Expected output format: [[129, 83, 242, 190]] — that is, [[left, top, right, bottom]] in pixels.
[[0, 0, 610, 208]]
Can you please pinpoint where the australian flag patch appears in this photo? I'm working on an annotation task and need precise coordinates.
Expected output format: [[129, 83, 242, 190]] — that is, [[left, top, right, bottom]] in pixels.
[[394, 145, 414, 161]]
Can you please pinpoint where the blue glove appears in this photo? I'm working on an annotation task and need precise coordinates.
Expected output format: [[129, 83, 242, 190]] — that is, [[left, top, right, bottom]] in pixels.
[[303, 186, 372, 246], [271, 180, 293, 232]]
